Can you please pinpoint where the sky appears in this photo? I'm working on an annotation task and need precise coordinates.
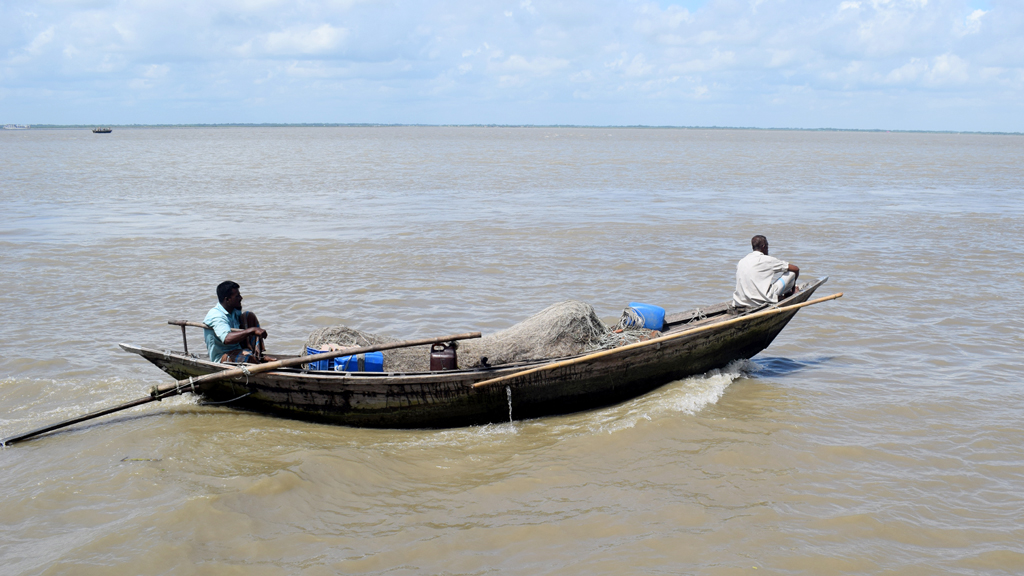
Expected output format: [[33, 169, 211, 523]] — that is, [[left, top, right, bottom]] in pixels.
[[1, 0, 1021, 131]]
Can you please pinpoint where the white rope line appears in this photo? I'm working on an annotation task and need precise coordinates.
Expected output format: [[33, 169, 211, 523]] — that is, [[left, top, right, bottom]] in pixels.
[[594, 307, 661, 350], [173, 376, 198, 396], [687, 308, 707, 324], [200, 392, 253, 405]]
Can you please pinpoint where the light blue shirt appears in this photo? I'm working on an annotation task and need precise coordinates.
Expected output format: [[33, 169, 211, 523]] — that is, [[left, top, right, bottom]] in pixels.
[[203, 303, 243, 362]]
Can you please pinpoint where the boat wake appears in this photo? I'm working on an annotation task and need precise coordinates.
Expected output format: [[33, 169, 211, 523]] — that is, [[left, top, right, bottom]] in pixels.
[[0, 376, 199, 442], [578, 358, 761, 435], [663, 358, 760, 414], [395, 359, 765, 447]]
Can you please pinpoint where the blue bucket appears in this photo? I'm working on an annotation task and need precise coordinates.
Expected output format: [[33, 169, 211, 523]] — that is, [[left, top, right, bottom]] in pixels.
[[628, 302, 666, 331]]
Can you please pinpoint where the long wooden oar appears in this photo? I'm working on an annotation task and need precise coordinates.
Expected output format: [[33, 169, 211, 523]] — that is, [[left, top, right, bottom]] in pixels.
[[2, 332, 481, 446], [472, 293, 843, 389]]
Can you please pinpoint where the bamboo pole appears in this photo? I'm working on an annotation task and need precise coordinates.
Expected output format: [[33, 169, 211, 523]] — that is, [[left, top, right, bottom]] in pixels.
[[472, 293, 843, 389], [2, 331, 481, 446], [168, 320, 239, 331]]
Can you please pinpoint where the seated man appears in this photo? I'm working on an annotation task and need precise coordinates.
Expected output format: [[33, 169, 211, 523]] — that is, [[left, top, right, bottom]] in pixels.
[[732, 235, 800, 308], [203, 281, 270, 363]]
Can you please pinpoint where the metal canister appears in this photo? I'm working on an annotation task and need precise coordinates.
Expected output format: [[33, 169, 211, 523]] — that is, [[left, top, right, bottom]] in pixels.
[[430, 342, 458, 371]]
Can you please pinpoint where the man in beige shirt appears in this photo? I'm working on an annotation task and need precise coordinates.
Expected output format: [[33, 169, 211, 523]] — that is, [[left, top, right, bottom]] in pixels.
[[732, 235, 800, 308]]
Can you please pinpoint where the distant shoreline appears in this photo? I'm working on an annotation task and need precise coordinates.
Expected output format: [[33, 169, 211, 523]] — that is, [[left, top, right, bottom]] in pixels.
[[6, 123, 1022, 136]]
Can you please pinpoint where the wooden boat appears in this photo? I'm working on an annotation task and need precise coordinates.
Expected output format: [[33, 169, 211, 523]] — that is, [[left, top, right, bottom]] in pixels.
[[92, 127, 112, 133], [121, 277, 832, 428]]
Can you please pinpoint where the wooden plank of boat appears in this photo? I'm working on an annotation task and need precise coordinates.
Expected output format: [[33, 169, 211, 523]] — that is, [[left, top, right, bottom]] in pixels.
[[120, 277, 837, 428]]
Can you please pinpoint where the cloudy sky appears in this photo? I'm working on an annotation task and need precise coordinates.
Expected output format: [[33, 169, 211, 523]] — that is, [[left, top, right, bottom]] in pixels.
[[2, 0, 1020, 131]]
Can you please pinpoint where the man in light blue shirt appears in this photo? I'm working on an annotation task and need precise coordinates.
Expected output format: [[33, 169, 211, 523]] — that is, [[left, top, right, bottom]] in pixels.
[[203, 281, 270, 363]]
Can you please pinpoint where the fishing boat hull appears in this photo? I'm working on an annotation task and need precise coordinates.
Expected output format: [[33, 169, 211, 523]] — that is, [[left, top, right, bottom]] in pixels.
[[121, 279, 827, 428]]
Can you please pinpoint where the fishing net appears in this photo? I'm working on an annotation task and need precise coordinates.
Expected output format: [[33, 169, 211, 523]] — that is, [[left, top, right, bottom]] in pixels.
[[303, 325, 432, 373], [302, 300, 661, 372], [458, 300, 607, 368]]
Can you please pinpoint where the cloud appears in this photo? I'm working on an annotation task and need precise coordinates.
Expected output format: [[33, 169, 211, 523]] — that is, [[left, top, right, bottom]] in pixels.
[[6, 26, 55, 65], [0, 0, 1020, 130], [667, 50, 736, 74], [284, 61, 344, 78], [143, 64, 169, 79], [958, 9, 986, 36], [254, 24, 348, 56], [885, 54, 970, 86], [768, 49, 796, 68], [606, 53, 654, 77], [26, 27, 55, 54], [885, 58, 928, 83], [925, 53, 969, 85], [569, 70, 593, 83], [634, 2, 693, 34], [493, 55, 569, 76], [626, 54, 653, 77]]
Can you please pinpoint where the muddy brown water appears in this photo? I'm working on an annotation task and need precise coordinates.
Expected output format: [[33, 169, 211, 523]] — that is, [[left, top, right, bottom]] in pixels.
[[1, 127, 1022, 575]]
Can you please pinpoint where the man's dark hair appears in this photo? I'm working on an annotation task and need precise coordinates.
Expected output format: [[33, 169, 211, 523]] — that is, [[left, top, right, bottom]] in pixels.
[[217, 281, 240, 303], [751, 235, 768, 254]]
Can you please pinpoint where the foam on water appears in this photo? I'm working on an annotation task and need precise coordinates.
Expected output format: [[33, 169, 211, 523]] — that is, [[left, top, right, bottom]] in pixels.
[[662, 359, 759, 414], [568, 358, 759, 436], [0, 375, 200, 441]]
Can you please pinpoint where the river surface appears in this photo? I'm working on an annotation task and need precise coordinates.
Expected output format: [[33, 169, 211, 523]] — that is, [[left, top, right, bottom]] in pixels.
[[1, 127, 1022, 575]]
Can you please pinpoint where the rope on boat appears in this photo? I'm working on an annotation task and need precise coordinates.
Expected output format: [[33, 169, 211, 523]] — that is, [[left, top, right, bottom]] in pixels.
[[200, 392, 253, 405], [238, 364, 252, 387], [174, 376, 197, 397], [596, 307, 660, 350], [614, 307, 646, 331]]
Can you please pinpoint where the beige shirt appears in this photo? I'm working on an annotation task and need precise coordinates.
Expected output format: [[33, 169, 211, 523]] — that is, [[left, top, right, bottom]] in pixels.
[[732, 251, 790, 307]]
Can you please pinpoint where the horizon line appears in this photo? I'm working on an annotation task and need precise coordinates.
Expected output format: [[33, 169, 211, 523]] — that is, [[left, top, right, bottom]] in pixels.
[[5, 123, 1022, 136]]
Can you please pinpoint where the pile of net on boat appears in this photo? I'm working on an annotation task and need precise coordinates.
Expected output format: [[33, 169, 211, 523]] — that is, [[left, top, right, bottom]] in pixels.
[[302, 300, 661, 372]]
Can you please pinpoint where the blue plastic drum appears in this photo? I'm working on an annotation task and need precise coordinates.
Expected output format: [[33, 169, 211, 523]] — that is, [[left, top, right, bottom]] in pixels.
[[628, 302, 666, 331]]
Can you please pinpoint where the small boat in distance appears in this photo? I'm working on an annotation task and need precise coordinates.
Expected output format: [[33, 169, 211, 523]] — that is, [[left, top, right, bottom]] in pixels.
[[92, 127, 112, 133], [3, 124, 30, 130]]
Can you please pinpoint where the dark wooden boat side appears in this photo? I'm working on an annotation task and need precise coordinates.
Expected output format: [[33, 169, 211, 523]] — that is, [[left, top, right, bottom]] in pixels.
[[120, 278, 827, 428]]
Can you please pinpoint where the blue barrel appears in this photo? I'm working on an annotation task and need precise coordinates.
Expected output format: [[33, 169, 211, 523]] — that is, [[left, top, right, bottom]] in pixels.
[[628, 302, 666, 331], [306, 347, 334, 371], [334, 352, 384, 372]]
